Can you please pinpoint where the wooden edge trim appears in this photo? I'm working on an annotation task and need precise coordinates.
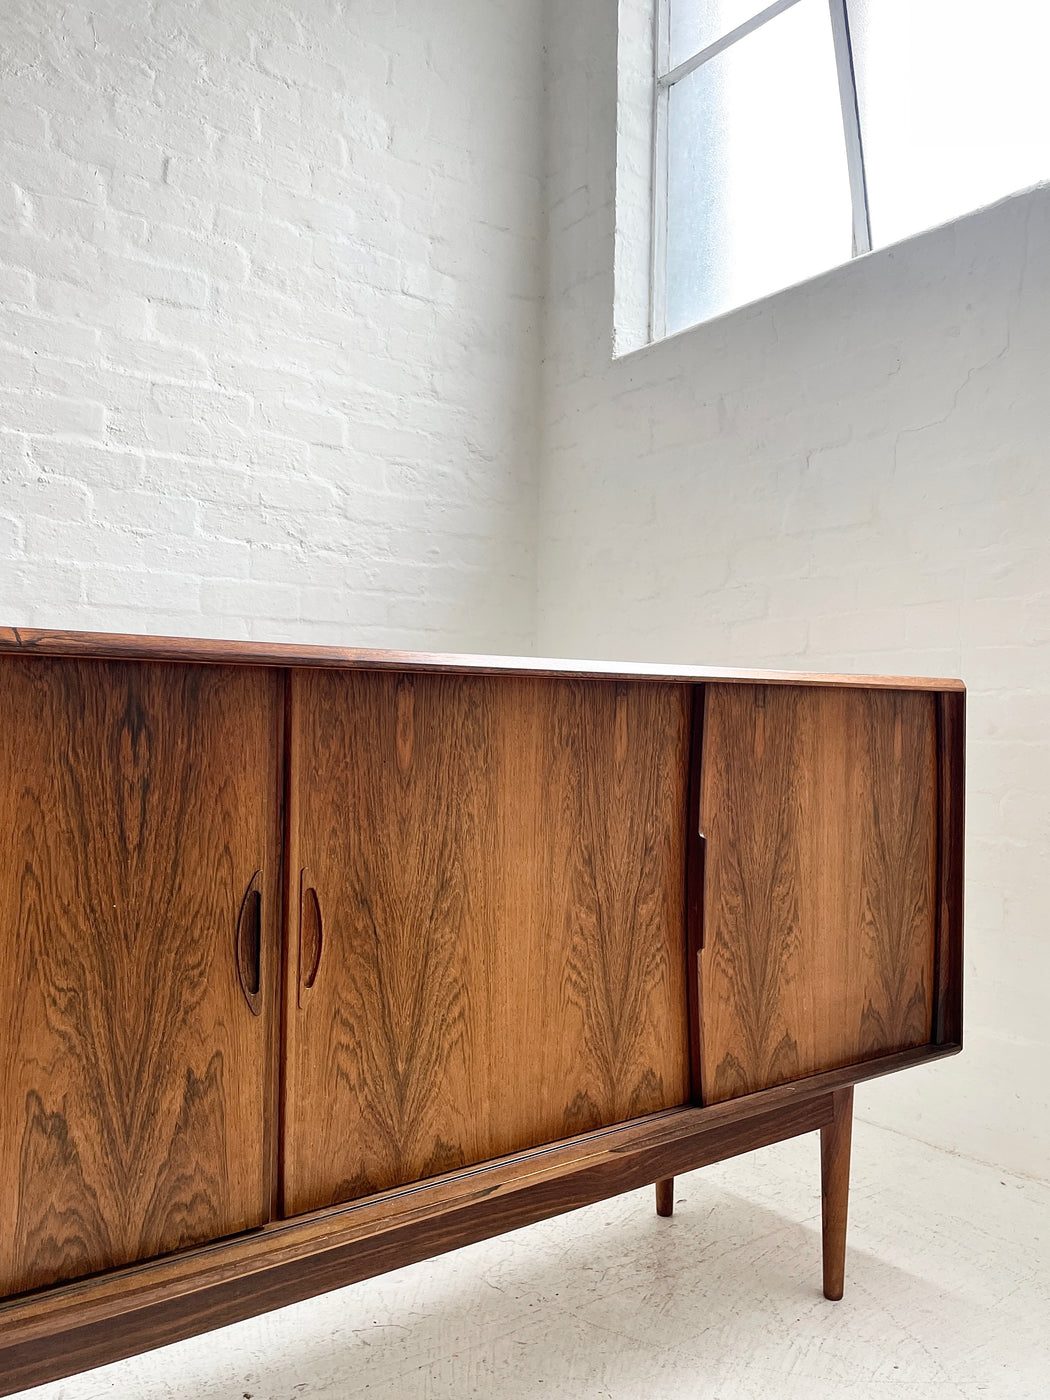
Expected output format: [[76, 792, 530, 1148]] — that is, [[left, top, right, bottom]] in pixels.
[[0, 627, 966, 690], [685, 683, 706, 1102], [933, 689, 966, 1045], [0, 1096, 833, 1396]]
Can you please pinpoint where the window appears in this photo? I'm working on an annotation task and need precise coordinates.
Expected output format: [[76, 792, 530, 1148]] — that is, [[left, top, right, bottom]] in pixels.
[[652, 0, 1050, 337]]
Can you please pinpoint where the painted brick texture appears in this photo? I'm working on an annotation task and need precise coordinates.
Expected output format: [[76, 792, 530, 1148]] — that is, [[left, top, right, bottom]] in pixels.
[[0, 0, 543, 650]]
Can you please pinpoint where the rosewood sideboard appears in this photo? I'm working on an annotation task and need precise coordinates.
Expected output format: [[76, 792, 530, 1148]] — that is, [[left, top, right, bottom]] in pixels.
[[0, 628, 964, 1393]]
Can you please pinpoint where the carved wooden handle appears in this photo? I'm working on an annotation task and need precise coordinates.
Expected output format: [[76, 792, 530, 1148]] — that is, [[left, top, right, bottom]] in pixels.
[[695, 832, 707, 950], [298, 872, 323, 1007], [235, 871, 263, 1016]]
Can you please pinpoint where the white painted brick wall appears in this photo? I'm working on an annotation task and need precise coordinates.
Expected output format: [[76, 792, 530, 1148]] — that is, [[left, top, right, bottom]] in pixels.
[[0, 0, 543, 651], [539, 0, 1050, 1182]]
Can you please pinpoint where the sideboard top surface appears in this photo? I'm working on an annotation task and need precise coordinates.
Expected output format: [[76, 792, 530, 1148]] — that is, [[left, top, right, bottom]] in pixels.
[[0, 626, 965, 691]]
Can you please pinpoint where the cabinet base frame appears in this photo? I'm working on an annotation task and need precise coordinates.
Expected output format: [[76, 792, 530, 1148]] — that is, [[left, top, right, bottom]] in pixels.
[[0, 1044, 958, 1397]]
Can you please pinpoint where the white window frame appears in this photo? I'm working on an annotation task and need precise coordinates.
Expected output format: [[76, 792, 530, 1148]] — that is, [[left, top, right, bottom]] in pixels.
[[649, 0, 872, 340]]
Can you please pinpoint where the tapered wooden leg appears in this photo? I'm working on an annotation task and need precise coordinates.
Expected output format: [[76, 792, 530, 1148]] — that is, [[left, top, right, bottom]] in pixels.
[[655, 1176, 674, 1217], [820, 1087, 853, 1300]]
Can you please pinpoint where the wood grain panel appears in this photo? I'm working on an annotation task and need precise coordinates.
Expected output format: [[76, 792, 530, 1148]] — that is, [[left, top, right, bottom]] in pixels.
[[0, 658, 280, 1297], [698, 684, 938, 1103], [281, 671, 691, 1216]]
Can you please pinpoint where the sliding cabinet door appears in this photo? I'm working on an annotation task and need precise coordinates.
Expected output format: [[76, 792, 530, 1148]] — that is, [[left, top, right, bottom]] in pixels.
[[698, 683, 938, 1104], [281, 669, 691, 1217], [0, 658, 281, 1296]]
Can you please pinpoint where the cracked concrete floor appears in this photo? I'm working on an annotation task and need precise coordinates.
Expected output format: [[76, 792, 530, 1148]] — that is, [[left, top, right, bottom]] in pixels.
[[13, 1120, 1049, 1400]]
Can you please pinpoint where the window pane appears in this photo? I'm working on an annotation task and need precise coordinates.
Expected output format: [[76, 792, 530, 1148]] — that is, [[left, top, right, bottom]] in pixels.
[[665, 0, 853, 332], [849, 0, 1050, 248], [669, 0, 776, 71]]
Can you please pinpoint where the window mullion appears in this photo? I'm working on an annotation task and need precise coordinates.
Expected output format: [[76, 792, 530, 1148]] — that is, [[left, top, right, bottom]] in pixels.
[[650, 0, 671, 342], [658, 0, 805, 89], [827, 0, 872, 254]]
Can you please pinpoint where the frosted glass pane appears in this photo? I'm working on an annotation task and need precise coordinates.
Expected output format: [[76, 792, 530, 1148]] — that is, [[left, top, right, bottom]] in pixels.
[[665, 0, 853, 332], [669, 0, 771, 70], [849, 0, 1050, 247]]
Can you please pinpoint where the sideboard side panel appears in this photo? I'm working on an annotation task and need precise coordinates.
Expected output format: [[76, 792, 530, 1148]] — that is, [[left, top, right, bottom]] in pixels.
[[698, 683, 938, 1103], [0, 658, 280, 1297], [933, 689, 965, 1046], [280, 670, 691, 1216]]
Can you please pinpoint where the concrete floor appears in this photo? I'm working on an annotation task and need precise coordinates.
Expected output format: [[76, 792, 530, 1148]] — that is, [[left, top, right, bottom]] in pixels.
[[15, 1121, 1050, 1400]]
